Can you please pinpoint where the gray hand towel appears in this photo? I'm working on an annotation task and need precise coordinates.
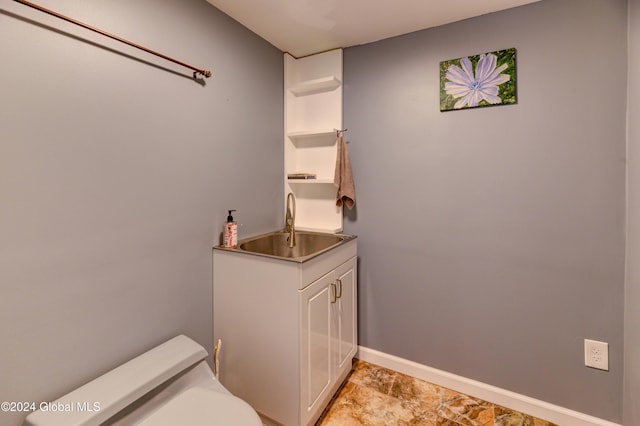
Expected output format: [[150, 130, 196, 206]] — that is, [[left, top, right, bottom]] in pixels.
[[334, 134, 356, 209]]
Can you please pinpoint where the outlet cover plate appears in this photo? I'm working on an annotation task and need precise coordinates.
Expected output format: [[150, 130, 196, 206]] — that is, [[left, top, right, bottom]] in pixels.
[[584, 339, 609, 371]]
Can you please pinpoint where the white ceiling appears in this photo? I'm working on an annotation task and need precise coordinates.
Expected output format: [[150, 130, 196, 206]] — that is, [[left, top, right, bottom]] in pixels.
[[206, 0, 541, 58]]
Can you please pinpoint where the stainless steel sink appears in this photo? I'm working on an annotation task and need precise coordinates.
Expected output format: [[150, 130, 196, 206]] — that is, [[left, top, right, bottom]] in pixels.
[[223, 230, 354, 262]]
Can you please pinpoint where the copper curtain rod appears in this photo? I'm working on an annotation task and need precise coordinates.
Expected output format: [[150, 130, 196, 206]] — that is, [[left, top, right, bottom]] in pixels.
[[13, 0, 212, 79]]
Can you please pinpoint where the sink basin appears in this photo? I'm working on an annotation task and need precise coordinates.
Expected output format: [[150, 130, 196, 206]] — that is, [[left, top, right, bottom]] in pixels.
[[237, 231, 347, 260]]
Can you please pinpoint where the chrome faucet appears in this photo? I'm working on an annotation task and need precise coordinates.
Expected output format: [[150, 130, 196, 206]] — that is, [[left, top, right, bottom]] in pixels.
[[285, 192, 296, 248]]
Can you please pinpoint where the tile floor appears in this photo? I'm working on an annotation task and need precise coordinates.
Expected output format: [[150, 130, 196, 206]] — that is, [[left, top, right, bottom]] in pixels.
[[316, 360, 558, 426]]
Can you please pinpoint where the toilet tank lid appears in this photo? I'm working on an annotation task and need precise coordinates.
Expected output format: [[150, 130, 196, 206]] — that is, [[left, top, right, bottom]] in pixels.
[[23, 335, 208, 426]]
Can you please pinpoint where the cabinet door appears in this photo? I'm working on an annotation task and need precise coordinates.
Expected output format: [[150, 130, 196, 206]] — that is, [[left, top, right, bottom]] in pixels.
[[333, 257, 358, 380], [300, 271, 334, 426]]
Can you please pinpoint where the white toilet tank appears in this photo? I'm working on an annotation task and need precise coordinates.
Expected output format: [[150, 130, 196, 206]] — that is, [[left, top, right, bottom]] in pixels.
[[23, 335, 262, 426]]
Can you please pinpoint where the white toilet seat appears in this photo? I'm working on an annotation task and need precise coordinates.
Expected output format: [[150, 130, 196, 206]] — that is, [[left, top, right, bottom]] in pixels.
[[136, 387, 262, 426]]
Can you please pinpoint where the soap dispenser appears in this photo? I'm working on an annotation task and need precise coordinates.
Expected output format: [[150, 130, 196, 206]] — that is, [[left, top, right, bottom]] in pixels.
[[223, 210, 238, 248]]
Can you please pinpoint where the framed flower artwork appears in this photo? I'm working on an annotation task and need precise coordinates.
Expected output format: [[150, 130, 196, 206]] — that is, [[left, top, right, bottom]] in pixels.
[[440, 48, 517, 111]]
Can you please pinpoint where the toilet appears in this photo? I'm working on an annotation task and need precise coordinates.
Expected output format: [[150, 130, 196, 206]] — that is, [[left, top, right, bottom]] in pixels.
[[23, 335, 262, 426]]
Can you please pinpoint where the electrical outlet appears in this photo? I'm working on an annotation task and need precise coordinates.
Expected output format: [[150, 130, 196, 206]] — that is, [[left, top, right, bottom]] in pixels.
[[584, 339, 609, 371]]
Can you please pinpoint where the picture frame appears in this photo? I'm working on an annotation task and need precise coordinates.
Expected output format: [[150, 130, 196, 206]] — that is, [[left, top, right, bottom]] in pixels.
[[440, 48, 517, 111]]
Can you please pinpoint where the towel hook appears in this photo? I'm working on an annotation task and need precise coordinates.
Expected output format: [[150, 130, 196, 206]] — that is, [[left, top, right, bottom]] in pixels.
[[335, 128, 348, 137]]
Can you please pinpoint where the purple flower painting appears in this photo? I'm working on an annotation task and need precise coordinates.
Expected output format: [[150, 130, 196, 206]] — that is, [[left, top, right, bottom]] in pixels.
[[440, 48, 517, 111]]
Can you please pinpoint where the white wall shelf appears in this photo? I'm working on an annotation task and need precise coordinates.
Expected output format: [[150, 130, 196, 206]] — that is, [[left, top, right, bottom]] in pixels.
[[289, 76, 341, 97], [287, 129, 337, 141], [287, 179, 335, 184]]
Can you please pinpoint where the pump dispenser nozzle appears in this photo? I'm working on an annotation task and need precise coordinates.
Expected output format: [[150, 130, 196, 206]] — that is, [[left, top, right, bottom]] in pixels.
[[227, 210, 236, 222]]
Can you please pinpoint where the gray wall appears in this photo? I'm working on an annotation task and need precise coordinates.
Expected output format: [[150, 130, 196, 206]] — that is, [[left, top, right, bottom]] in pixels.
[[343, 0, 627, 422], [0, 0, 283, 425], [1, 0, 635, 424], [625, 1, 640, 424]]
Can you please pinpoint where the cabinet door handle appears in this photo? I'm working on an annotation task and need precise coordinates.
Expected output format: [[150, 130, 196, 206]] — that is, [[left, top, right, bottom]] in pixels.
[[330, 282, 337, 303], [336, 279, 343, 299]]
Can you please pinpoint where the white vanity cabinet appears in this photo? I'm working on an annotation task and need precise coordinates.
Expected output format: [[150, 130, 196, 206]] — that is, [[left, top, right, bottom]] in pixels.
[[213, 238, 357, 426], [300, 256, 356, 426]]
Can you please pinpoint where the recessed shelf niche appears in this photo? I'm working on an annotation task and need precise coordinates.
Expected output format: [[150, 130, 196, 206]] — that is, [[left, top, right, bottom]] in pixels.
[[284, 49, 343, 233]]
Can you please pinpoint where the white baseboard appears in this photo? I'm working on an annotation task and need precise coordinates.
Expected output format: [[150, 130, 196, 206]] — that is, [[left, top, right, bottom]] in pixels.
[[356, 346, 621, 426]]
